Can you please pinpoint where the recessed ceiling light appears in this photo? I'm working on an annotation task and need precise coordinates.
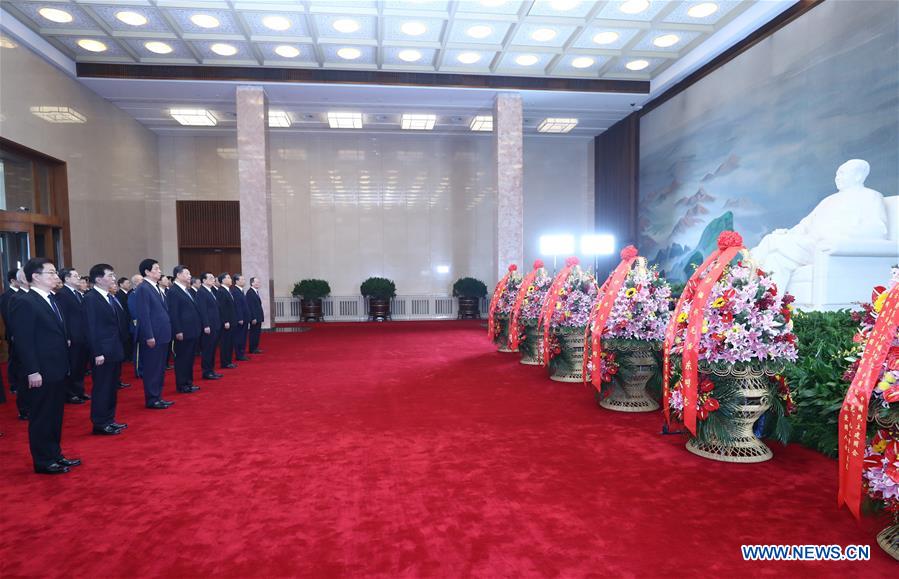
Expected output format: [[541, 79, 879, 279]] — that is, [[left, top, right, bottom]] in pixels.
[[262, 15, 291, 31], [275, 45, 300, 58], [77, 39, 107, 53], [549, 0, 581, 11], [337, 47, 361, 60], [571, 56, 594, 68], [530, 28, 557, 42], [466, 25, 493, 39], [401, 114, 436, 130], [457, 52, 481, 64], [653, 34, 680, 48], [688, 2, 719, 18], [190, 14, 220, 29], [116, 11, 147, 26], [210, 43, 237, 56], [0, 36, 17, 49], [626, 59, 650, 71], [515, 54, 539, 66], [593, 31, 619, 45], [480, 0, 508, 6], [470, 115, 493, 131], [401, 21, 427, 36], [398, 49, 422, 62], [537, 118, 578, 133], [619, 0, 650, 15], [38, 7, 73, 24], [145, 41, 173, 55], [30, 106, 85, 123], [268, 111, 291, 128], [170, 108, 217, 126], [333, 18, 360, 33]]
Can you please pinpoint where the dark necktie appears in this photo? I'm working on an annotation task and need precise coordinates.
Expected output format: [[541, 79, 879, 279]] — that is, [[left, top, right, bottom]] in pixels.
[[107, 293, 119, 315], [49, 294, 63, 324], [72, 288, 82, 304]]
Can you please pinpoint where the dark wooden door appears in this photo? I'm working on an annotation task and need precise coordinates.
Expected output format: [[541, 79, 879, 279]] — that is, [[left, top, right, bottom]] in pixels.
[[176, 201, 241, 277]]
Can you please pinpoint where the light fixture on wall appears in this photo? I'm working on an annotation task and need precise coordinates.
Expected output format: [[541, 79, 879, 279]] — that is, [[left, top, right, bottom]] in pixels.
[[327, 112, 363, 129], [581, 234, 616, 273], [268, 110, 291, 128], [537, 118, 578, 133], [539, 234, 575, 271], [30, 106, 86, 123], [401, 114, 436, 130], [170, 108, 217, 126], [469, 115, 493, 131]]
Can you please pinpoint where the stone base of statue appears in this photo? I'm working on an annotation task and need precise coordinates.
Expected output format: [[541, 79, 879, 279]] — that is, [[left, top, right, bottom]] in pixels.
[[599, 341, 659, 413], [686, 363, 777, 464], [877, 523, 899, 561], [549, 329, 586, 383], [519, 325, 543, 365]]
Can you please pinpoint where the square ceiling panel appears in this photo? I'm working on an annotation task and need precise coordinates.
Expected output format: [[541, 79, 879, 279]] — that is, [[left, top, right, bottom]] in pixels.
[[166, 8, 243, 36], [123, 38, 196, 62], [321, 44, 377, 66], [630, 30, 701, 53], [526, 0, 596, 19], [192, 39, 255, 63], [595, 1, 670, 22], [87, 5, 173, 35], [510, 22, 579, 49], [382, 15, 446, 43], [242, 11, 310, 39], [446, 20, 512, 46], [9, 1, 98, 31], [663, 1, 743, 25], [383, 46, 437, 67], [313, 13, 376, 40], [495, 51, 554, 73], [571, 26, 641, 50]]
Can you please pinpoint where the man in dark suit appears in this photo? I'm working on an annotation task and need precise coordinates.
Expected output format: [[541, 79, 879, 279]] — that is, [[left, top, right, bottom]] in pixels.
[[216, 273, 237, 370], [6, 270, 31, 419], [56, 268, 90, 404], [84, 264, 128, 435], [246, 276, 264, 354], [10, 258, 78, 474], [197, 273, 223, 381], [0, 269, 21, 404], [109, 280, 131, 389], [116, 276, 133, 362], [231, 274, 250, 361], [169, 265, 209, 393], [131, 259, 174, 410]]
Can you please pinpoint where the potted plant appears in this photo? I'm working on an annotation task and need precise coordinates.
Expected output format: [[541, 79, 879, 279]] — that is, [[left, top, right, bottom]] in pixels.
[[361, 277, 396, 321], [292, 279, 331, 322], [452, 277, 487, 319]]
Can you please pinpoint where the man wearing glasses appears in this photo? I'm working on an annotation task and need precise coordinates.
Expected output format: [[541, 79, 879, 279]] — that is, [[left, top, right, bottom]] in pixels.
[[9, 258, 79, 474]]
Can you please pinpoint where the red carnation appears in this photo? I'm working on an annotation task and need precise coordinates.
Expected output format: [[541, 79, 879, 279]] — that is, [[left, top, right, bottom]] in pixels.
[[508, 264, 518, 272], [702, 398, 720, 412], [620, 245, 639, 260], [717, 231, 744, 250], [565, 256, 580, 266], [533, 259, 544, 269]]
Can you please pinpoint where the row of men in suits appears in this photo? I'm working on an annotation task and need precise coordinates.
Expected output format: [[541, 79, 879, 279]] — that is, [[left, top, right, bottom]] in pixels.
[[1, 257, 265, 474]]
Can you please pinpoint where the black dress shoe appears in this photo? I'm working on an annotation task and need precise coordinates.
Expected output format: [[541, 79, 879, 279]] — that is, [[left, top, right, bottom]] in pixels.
[[146, 401, 170, 409], [160, 399, 175, 407], [213, 372, 224, 378], [57, 457, 82, 467], [66, 396, 85, 405], [250, 350, 263, 354], [35, 463, 69, 474], [222, 363, 238, 369], [110, 422, 128, 430], [165, 365, 174, 370], [202, 373, 221, 380], [186, 385, 200, 392], [80, 393, 91, 401], [176, 386, 194, 393], [18, 413, 29, 421], [236, 357, 250, 362], [118, 382, 131, 389], [93, 424, 123, 435]]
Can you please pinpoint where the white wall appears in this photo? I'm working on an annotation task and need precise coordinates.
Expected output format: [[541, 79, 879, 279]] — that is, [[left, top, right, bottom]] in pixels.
[[0, 39, 160, 275]]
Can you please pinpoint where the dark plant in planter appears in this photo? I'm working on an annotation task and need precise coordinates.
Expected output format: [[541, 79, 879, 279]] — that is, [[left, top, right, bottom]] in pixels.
[[453, 277, 487, 319], [292, 279, 331, 322], [361, 277, 396, 321]]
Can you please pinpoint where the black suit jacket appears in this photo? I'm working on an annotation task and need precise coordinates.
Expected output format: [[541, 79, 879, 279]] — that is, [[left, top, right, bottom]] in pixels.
[[84, 289, 126, 363], [168, 284, 204, 340], [118, 289, 130, 313], [246, 288, 264, 323], [1, 287, 19, 340], [216, 286, 237, 325], [197, 286, 221, 330], [54, 285, 87, 344], [9, 290, 70, 382]]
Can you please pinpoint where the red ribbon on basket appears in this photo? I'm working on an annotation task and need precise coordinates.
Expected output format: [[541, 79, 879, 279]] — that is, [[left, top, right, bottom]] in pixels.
[[539, 257, 580, 364], [838, 283, 899, 519], [487, 264, 518, 340], [661, 231, 744, 434], [583, 246, 640, 392], [509, 260, 545, 350]]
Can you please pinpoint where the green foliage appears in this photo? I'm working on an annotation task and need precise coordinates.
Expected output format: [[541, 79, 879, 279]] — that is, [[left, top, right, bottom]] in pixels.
[[292, 279, 331, 300], [360, 277, 397, 299], [783, 309, 859, 457], [452, 277, 488, 298]]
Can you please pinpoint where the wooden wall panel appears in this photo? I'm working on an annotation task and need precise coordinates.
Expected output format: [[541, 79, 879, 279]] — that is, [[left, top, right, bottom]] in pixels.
[[176, 200, 240, 249]]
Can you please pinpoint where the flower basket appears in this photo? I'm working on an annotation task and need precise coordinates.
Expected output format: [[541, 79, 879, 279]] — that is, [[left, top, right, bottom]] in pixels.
[[549, 327, 587, 382], [519, 324, 544, 366], [508, 260, 552, 366], [663, 231, 798, 463], [487, 265, 522, 352], [585, 246, 671, 413], [495, 316, 516, 352]]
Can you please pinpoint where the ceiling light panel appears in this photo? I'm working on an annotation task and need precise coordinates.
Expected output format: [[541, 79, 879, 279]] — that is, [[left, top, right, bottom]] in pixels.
[[170, 109, 218, 127], [595, 1, 668, 22], [469, 115, 493, 132], [615, 57, 663, 73], [571, 27, 638, 50], [556, 55, 606, 72], [384, 1, 451, 12], [268, 111, 292, 128], [457, 1, 523, 16], [510, 24, 577, 48], [447, 21, 511, 44], [55, 36, 128, 58], [497, 52, 552, 70], [313, 14, 376, 39], [167, 9, 240, 34], [322, 45, 376, 65], [442, 49, 492, 69], [259, 43, 315, 62], [20, 3, 93, 29], [632, 31, 701, 52], [243, 12, 310, 37], [89, 5, 171, 33], [383, 47, 437, 67], [665, 1, 735, 24], [383, 17, 445, 43], [30, 106, 86, 124], [401, 114, 437, 130], [327, 112, 364, 129], [526, 0, 593, 18], [537, 118, 578, 133], [194, 41, 253, 61], [123, 39, 193, 61]]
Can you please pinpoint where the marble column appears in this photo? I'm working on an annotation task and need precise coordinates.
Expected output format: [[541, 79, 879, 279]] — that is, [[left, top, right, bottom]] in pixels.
[[236, 86, 274, 329], [493, 93, 524, 282]]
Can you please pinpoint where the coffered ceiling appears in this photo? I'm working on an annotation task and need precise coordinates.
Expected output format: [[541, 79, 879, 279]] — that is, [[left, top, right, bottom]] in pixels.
[[1, 0, 755, 80]]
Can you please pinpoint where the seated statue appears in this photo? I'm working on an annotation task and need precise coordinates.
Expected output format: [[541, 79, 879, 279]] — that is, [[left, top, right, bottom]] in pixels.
[[752, 159, 888, 293]]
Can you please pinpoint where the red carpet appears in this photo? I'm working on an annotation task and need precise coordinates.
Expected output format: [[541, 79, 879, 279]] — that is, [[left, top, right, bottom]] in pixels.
[[0, 321, 893, 576]]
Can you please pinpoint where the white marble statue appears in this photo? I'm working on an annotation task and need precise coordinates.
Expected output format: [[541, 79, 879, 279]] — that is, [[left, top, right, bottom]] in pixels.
[[752, 159, 888, 292]]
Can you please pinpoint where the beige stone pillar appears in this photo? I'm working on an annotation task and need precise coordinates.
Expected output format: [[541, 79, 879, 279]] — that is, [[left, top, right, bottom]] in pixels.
[[493, 93, 524, 281], [236, 86, 274, 328]]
